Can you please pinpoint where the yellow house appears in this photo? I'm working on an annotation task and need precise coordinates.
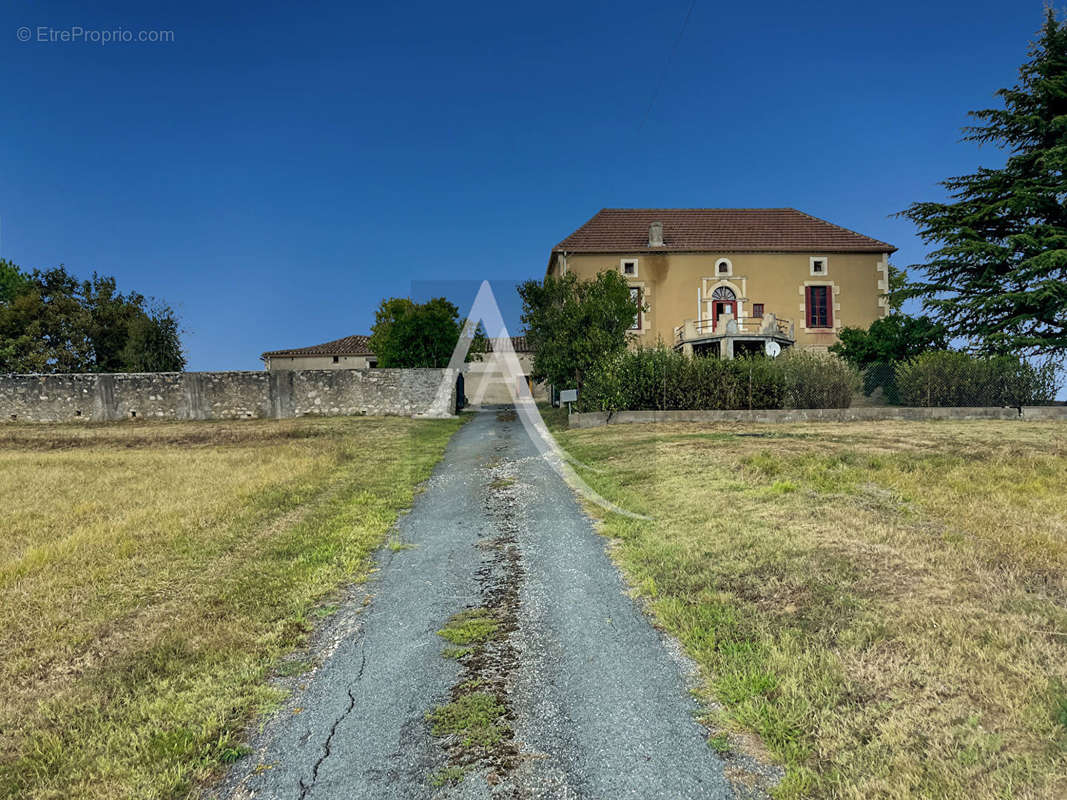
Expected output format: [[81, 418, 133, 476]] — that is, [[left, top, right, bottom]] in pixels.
[[548, 208, 896, 358]]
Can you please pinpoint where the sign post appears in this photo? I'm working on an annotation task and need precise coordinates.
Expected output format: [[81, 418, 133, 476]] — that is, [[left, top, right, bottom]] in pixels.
[[560, 388, 578, 414]]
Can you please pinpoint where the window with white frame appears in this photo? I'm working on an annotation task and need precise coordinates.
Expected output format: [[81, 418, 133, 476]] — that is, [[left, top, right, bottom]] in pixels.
[[810, 256, 828, 275], [621, 258, 638, 277], [716, 258, 732, 276]]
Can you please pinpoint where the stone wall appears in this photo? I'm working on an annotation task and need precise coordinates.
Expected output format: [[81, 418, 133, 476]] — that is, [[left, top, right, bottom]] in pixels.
[[0, 369, 457, 423], [569, 405, 1067, 428]]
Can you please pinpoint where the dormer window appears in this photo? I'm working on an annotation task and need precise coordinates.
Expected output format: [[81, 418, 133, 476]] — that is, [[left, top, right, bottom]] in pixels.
[[810, 257, 828, 275], [621, 259, 638, 277]]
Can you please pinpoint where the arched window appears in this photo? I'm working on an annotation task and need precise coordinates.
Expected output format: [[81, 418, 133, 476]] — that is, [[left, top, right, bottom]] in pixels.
[[712, 286, 736, 301], [716, 258, 732, 275]]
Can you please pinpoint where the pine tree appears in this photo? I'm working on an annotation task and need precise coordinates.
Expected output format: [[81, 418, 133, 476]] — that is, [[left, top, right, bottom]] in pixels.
[[901, 9, 1067, 356]]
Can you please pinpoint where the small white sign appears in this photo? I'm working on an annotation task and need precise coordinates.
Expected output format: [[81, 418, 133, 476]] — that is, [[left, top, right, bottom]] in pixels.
[[765, 341, 782, 358], [560, 389, 578, 403]]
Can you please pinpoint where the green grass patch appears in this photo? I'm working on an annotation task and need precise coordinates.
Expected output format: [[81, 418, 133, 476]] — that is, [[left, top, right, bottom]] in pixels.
[[437, 608, 499, 646], [275, 658, 314, 678], [427, 692, 508, 749], [708, 733, 731, 754], [429, 765, 467, 787], [0, 415, 463, 800], [558, 419, 1067, 800]]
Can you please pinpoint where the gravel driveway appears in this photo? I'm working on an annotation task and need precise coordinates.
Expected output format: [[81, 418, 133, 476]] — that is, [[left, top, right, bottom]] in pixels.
[[216, 407, 742, 799]]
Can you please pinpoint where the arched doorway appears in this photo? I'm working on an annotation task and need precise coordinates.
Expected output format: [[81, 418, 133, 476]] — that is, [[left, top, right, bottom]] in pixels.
[[711, 286, 737, 329]]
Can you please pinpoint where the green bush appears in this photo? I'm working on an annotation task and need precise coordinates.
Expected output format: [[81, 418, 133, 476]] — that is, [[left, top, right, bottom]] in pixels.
[[578, 346, 858, 412], [777, 349, 861, 410], [829, 314, 947, 402], [894, 351, 1060, 407]]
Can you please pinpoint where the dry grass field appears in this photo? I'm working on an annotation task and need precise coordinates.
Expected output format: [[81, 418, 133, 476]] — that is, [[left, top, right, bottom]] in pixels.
[[556, 418, 1067, 800], [0, 416, 462, 800]]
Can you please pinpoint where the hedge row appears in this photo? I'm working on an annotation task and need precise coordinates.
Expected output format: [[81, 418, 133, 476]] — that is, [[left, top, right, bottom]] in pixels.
[[577, 347, 859, 412], [893, 351, 1059, 407]]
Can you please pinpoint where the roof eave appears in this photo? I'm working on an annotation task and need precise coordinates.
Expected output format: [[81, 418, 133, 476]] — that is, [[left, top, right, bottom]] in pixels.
[[550, 246, 897, 255]]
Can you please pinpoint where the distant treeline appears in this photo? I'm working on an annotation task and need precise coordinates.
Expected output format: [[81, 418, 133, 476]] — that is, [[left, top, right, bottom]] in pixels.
[[0, 259, 185, 373]]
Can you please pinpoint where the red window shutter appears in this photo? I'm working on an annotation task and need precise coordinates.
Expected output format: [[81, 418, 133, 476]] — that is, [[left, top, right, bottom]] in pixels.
[[806, 286, 831, 328]]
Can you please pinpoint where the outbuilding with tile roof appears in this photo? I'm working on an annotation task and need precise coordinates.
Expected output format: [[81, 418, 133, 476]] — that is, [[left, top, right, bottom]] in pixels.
[[261, 335, 378, 370]]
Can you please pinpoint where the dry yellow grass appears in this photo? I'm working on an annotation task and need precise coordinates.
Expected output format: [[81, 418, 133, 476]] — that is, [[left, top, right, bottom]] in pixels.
[[558, 419, 1067, 800], [0, 416, 462, 800]]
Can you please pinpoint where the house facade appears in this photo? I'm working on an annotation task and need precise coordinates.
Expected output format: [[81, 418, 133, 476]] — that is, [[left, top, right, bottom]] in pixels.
[[261, 335, 378, 370], [548, 209, 896, 357]]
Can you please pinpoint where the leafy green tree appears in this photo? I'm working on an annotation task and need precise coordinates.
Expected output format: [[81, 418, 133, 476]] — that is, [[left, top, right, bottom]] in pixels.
[[518, 269, 638, 394], [368, 296, 464, 368], [900, 9, 1067, 356], [0, 259, 28, 303], [82, 273, 150, 371], [0, 263, 184, 373], [120, 305, 185, 372], [884, 264, 908, 312], [0, 268, 95, 372], [830, 315, 948, 368], [830, 314, 948, 402]]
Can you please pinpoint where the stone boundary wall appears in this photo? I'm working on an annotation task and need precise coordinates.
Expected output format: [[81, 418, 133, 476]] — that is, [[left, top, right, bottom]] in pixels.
[[0, 369, 458, 423], [569, 405, 1067, 428]]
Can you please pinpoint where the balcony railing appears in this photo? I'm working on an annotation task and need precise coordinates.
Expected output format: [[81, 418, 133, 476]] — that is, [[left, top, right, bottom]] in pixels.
[[674, 314, 794, 346]]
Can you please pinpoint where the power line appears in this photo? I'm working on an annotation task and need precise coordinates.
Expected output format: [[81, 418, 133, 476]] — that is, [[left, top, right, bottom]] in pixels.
[[638, 0, 698, 131]]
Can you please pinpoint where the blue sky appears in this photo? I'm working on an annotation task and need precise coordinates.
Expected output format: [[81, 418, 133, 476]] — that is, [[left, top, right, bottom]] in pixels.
[[0, 0, 1051, 369]]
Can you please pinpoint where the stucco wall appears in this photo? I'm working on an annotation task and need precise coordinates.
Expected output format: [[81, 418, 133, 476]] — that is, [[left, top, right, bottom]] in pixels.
[[0, 369, 457, 423], [264, 354, 375, 370], [556, 251, 888, 350]]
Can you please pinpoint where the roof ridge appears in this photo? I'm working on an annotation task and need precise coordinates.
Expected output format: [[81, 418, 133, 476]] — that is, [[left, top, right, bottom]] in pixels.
[[551, 207, 896, 257]]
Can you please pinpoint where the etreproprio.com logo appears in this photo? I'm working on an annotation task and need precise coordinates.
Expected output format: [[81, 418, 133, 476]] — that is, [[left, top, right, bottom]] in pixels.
[[17, 26, 175, 44]]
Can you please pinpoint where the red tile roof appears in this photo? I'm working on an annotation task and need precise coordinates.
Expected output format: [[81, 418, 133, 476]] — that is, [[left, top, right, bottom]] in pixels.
[[261, 335, 374, 360], [261, 335, 533, 361], [552, 208, 896, 255]]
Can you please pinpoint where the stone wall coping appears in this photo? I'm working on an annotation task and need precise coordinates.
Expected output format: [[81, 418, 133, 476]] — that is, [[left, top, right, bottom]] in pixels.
[[568, 406, 1067, 428]]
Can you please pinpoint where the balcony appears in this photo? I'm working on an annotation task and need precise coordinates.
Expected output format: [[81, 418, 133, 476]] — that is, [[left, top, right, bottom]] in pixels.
[[673, 313, 795, 359]]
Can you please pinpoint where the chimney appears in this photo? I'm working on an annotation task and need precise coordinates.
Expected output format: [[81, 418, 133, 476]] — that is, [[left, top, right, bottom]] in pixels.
[[648, 221, 664, 247]]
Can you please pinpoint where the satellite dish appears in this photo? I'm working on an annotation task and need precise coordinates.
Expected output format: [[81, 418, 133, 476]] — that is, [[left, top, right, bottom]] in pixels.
[[765, 341, 782, 358]]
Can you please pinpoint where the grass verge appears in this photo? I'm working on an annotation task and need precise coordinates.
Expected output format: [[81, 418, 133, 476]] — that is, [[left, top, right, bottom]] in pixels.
[[556, 418, 1067, 800], [0, 415, 462, 800]]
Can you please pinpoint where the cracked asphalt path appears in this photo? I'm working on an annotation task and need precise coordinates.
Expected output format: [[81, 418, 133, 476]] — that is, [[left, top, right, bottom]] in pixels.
[[218, 407, 733, 799]]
